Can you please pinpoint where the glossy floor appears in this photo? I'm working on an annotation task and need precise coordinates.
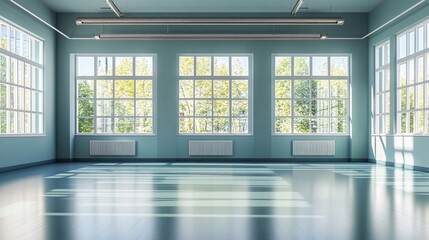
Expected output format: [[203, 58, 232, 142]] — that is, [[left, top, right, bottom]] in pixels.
[[0, 163, 429, 240]]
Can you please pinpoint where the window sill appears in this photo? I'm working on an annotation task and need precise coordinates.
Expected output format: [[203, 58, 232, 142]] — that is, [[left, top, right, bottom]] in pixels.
[[177, 134, 253, 137], [75, 134, 157, 137], [0, 134, 46, 138], [272, 134, 349, 137]]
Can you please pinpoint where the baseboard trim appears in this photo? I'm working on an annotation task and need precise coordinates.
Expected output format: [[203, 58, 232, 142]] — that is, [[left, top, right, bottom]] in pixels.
[[69, 157, 368, 163], [0, 159, 56, 173], [369, 159, 429, 173]]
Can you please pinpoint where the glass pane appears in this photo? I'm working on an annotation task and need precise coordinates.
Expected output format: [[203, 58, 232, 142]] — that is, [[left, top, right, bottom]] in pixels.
[[77, 118, 94, 133], [231, 80, 248, 98], [115, 118, 134, 133], [179, 100, 194, 116], [417, 57, 424, 82], [115, 80, 134, 98], [24, 89, 30, 111], [409, 112, 415, 133], [136, 118, 152, 133], [114, 100, 134, 116], [418, 85, 424, 109], [330, 80, 347, 98], [96, 57, 113, 76], [0, 83, 6, 108], [196, 56, 211, 76], [9, 59, 16, 84], [331, 118, 347, 133], [331, 100, 347, 116], [136, 57, 153, 76], [408, 60, 415, 84], [213, 118, 229, 133], [0, 110, 6, 133], [77, 100, 94, 116], [294, 56, 310, 76], [179, 80, 194, 98], [0, 55, 7, 82], [214, 57, 229, 76], [330, 57, 348, 76], [400, 88, 407, 110], [77, 80, 94, 98], [294, 100, 310, 116], [400, 113, 406, 133], [24, 63, 30, 87], [275, 56, 291, 76], [418, 111, 424, 134], [294, 118, 310, 133], [179, 56, 194, 76], [195, 80, 212, 98], [136, 100, 152, 116], [77, 57, 94, 76], [0, 24, 7, 50], [213, 100, 229, 116], [136, 80, 152, 98], [313, 80, 329, 98], [96, 80, 113, 98], [409, 31, 415, 55], [195, 118, 212, 133], [409, 87, 415, 109], [115, 57, 133, 76], [275, 100, 291, 117], [179, 118, 193, 133], [213, 80, 229, 98], [96, 100, 113, 116], [232, 57, 249, 76], [232, 100, 248, 117], [399, 63, 406, 87], [417, 27, 424, 52], [384, 69, 390, 91], [275, 80, 291, 98], [96, 118, 113, 133], [312, 56, 328, 76], [275, 118, 291, 133], [294, 80, 310, 98], [314, 118, 329, 133], [195, 100, 212, 116], [312, 100, 329, 116], [231, 118, 248, 133]]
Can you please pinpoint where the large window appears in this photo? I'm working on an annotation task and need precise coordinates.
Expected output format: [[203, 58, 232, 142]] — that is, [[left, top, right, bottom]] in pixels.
[[273, 55, 349, 135], [397, 19, 429, 134], [178, 55, 252, 134], [0, 19, 44, 135], [75, 55, 156, 134], [374, 41, 391, 134]]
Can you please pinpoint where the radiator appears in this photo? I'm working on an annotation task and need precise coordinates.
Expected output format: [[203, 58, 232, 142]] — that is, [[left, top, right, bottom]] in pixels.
[[189, 140, 233, 156], [90, 140, 136, 156], [292, 140, 335, 156]]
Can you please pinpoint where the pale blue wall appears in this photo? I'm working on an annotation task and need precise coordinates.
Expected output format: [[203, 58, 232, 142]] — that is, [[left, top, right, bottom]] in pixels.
[[368, 0, 429, 168], [0, 0, 56, 168], [56, 13, 369, 161]]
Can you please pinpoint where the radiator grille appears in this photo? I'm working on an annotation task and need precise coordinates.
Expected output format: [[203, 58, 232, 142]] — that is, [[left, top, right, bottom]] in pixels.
[[189, 140, 233, 156], [292, 140, 335, 156], [90, 140, 136, 156]]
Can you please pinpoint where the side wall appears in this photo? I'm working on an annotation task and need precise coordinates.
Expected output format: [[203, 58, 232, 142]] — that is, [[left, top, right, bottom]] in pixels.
[[55, 13, 369, 161], [0, 0, 56, 169], [369, 0, 429, 169]]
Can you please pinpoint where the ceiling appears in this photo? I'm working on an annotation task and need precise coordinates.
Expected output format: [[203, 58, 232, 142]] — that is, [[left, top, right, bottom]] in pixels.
[[39, 0, 385, 13]]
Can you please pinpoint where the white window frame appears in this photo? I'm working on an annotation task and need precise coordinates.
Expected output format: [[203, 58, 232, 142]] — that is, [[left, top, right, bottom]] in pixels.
[[272, 54, 351, 136], [0, 17, 44, 136], [177, 54, 253, 135], [74, 54, 157, 136], [396, 18, 429, 135], [374, 40, 391, 135]]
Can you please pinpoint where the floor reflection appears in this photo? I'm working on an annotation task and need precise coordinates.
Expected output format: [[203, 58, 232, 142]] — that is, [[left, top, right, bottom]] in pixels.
[[0, 163, 428, 240]]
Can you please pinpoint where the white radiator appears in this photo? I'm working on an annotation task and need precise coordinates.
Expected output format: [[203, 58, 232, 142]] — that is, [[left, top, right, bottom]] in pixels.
[[189, 140, 233, 156], [90, 140, 136, 156], [292, 140, 335, 156]]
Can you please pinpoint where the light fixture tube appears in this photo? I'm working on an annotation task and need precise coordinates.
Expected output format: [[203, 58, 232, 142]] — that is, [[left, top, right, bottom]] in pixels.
[[291, 0, 304, 15], [106, 0, 123, 17], [94, 33, 327, 40], [76, 17, 344, 25]]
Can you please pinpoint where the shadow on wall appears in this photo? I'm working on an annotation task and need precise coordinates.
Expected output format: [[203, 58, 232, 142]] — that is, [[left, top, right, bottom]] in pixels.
[[372, 136, 415, 167]]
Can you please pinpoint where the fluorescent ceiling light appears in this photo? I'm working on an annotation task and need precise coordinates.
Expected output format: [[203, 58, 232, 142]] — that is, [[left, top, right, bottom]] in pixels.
[[106, 0, 123, 17], [76, 17, 344, 26], [94, 34, 327, 40], [291, 0, 304, 15]]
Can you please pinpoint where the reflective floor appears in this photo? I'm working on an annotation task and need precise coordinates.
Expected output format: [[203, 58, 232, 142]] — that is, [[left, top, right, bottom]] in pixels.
[[1, 163, 429, 240]]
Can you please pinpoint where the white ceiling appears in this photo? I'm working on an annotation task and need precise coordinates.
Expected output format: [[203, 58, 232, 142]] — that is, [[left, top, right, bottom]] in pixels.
[[39, 0, 385, 13]]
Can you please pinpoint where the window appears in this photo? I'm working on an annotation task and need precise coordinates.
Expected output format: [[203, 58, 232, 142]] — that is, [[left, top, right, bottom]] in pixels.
[[178, 55, 252, 134], [75, 55, 156, 134], [374, 41, 391, 134], [0, 19, 44, 135], [397, 19, 429, 134], [273, 55, 350, 135]]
